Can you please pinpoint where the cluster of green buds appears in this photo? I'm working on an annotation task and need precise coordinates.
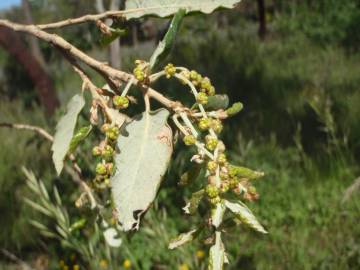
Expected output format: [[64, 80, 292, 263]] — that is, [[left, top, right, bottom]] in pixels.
[[164, 63, 176, 78], [92, 123, 119, 189], [133, 60, 148, 82], [113, 95, 129, 110]]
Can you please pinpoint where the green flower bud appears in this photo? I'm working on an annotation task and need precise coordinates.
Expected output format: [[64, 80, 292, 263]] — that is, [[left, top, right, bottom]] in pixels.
[[190, 70, 198, 80], [96, 163, 107, 175], [207, 161, 217, 174], [200, 77, 211, 90], [198, 118, 211, 130], [196, 92, 208, 105], [205, 184, 219, 198], [183, 134, 196, 145], [164, 63, 176, 78], [217, 153, 227, 165], [207, 86, 216, 96], [92, 146, 102, 156], [113, 95, 129, 110], [205, 135, 218, 151], [226, 102, 243, 117], [102, 145, 114, 161], [211, 119, 223, 134], [106, 127, 120, 141]]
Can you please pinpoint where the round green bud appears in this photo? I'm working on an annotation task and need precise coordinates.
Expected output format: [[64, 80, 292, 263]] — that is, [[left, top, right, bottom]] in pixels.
[[205, 135, 218, 151], [207, 86, 216, 96], [200, 77, 211, 90], [96, 163, 107, 175], [164, 63, 176, 78], [92, 146, 102, 156], [207, 161, 217, 174], [106, 127, 120, 141], [102, 145, 114, 161], [205, 184, 219, 198], [196, 92, 208, 105], [217, 153, 227, 165], [226, 102, 243, 116], [183, 134, 196, 145], [198, 118, 211, 130], [211, 119, 223, 134], [113, 95, 129, 110], [190, 70, 198, 80]]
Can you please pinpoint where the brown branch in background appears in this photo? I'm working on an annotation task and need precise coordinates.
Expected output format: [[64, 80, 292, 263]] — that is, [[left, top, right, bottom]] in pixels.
[[0, 26, 59, 115], [0, 249, 35, 270], [0, 19, 183, 111], [256, 0, 266, 40], [342, 176, 360, 203], [0, 122, 97, 208]]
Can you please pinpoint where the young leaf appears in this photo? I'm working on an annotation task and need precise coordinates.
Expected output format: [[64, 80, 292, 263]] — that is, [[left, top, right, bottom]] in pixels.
[[99, 27, 126, 47], [149, 9, 185, 70], [68, 125, 92, 154], [111, 109, 173, 231], [204, 94, 229, 110], [183, 189, 205, 215], [224, 200, 267, 234], [51, 94, 85, 175], [209, 231, 225, 270], [211, 201, 226, 228], [168, 229, 197, 249], [124, 0, 242, 19]]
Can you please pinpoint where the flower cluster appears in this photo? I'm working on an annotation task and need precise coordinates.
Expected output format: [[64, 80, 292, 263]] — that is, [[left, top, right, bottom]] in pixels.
[[92, 124, 119, 189]]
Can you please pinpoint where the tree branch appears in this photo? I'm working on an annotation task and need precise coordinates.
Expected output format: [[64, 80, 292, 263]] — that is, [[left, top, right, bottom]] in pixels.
[[0, 19, 181, 111], [0, 122, 97, 209]]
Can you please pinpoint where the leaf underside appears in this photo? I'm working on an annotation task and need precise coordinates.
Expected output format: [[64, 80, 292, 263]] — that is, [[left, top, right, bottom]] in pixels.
[[51, 94, 85, 175], [111, 109, 173, 231], [124, 0, 242, 19]]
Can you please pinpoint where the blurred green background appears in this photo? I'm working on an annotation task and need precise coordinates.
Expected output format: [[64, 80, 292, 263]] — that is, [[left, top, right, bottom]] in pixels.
[[0, 0, 359, 269]]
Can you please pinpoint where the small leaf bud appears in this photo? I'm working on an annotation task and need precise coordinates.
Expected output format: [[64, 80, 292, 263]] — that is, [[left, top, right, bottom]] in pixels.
[[183, 134, 196, 145], [113, 95, 129, 110], [196, 92, 208, 105]]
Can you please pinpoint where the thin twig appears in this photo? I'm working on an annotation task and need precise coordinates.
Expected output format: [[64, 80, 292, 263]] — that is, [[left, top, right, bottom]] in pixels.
[[0, 122, 97, 208], [342, 176, 360, 203], [0, 19, 182, 111]]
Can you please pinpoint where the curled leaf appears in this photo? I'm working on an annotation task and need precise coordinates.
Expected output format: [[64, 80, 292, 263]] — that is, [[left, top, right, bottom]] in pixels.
[[51, 94, 85, 175], [183, 189, 205, 215], [68, 125, 92, 154], [211, 201, 226, 228], [224, 200, 267, 234], [209, 231, 225, 270], [168, 229, 197, 249]]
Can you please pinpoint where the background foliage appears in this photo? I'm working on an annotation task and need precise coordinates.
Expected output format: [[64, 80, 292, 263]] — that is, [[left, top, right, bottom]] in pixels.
[[0, 0, 359, 269]]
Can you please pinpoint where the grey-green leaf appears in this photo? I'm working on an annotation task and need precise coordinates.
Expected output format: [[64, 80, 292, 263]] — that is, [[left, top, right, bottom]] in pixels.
[[51, 94, 85, 175], [209, 231, 225, 270], [149, 9, 185, 70], [68, 125, 92, 154], [224, 200, 267, 234], [124, 0, 241, 19], [111, 109, 173, 231], [211, 201, 226, 228], [168, 229, 197, 249], [204, 94, 229, 110]]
